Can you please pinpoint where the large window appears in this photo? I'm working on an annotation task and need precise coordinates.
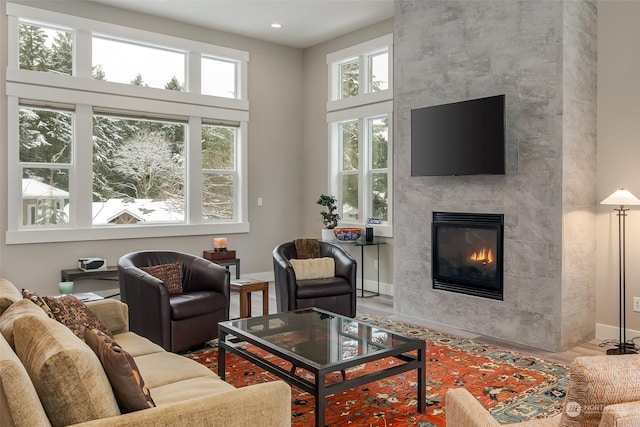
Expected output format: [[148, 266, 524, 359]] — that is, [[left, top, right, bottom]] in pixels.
[[327, 35, 393, 237], [6, 3, 249, 243]]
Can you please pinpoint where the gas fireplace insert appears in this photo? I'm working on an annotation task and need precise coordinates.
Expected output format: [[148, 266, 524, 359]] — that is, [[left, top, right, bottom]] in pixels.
[[432, 212, 504, 300]]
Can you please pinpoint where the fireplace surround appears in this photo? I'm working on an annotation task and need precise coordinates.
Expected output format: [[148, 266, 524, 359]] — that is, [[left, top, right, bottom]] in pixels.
[[432, 212, 504, 300]]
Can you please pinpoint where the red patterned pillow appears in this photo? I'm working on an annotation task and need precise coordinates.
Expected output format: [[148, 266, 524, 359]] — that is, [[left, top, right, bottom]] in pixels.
[[84, 328, 155, 413], [141, 262, 183, 295], [22, 289, 54, 318], [42, 295, 112, 340]]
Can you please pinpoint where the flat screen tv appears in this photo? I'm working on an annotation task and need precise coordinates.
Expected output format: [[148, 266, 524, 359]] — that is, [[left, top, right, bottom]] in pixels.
[[411, 94, 505, 176]]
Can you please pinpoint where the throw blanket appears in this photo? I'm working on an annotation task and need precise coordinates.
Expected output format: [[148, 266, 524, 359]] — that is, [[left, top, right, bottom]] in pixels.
[[294, 238, 320, 259]]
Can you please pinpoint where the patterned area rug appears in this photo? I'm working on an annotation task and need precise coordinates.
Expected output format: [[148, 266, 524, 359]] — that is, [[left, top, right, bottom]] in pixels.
[[183, 314, 568, 426]]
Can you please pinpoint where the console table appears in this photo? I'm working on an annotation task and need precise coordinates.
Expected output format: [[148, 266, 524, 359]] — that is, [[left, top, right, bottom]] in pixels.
[[336, 240, 384, 297], [61, 266, 118, 282]]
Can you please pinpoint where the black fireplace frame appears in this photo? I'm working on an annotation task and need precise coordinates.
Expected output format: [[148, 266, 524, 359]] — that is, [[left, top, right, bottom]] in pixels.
[[432, 212, 504, 300]]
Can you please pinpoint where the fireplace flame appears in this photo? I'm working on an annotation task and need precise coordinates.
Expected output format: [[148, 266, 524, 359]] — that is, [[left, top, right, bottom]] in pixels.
[[470, 248, 494, 265]]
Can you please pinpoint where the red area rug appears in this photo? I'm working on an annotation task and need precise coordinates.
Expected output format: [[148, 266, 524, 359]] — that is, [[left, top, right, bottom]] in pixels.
[[184, 314, 568, 426]]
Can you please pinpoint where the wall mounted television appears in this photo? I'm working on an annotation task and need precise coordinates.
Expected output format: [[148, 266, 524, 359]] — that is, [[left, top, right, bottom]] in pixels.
[[411, 94, 506, 176]]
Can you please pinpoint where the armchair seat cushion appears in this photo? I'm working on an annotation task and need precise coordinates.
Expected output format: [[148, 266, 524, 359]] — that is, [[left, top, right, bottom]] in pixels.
[[295, 277, 353, 299], [170, 291, 227, 321]]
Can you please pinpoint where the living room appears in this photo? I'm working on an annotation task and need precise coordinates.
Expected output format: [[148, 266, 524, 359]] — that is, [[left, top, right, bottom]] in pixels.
[[0, 0, 639, 359]]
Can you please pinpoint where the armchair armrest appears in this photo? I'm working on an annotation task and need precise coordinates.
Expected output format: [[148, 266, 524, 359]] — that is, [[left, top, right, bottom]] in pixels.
[[446, 388, 501, 427], [86, 299, 128, 334], [119, 267, 172, 349], [72, 381, 291, 427]]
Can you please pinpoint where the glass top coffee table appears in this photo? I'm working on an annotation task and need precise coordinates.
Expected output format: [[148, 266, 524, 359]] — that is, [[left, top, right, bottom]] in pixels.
[[218, 308, 425, 426]]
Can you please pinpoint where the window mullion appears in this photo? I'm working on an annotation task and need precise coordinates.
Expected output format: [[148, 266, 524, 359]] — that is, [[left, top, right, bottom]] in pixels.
[[359, 54, 366, 97], [75, 29, 92, 79], [187, 52, 201, 94], [360, 117, 368, 222], [74, 104, 93, 228], [187, 116, 202, 224]]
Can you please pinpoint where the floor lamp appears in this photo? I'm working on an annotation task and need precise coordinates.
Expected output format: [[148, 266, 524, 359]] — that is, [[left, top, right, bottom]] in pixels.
[[601, 188, 640, 355]]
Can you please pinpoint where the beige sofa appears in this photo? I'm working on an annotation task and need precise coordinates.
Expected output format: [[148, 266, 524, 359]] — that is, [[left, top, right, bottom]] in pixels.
[[0, 279, 291, 427], [446, 353, 640, 427]]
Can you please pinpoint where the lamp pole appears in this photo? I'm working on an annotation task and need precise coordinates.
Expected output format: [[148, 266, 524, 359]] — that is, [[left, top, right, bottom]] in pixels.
[[601, 188, 640, 355]]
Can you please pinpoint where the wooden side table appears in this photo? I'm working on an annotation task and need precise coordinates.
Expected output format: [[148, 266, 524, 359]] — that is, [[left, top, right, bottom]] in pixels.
[[230, 279, 269, 318]]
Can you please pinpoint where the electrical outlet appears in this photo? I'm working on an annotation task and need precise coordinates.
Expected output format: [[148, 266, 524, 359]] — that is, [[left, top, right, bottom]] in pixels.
[[634, 297, 640, 313]]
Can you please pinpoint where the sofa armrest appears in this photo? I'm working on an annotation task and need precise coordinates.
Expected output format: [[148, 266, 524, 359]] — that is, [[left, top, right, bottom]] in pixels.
[[71, 381, 291, 427], [446, 388, 501, 427], [599, 401, 640, 427], [86, 299, 129, 334]]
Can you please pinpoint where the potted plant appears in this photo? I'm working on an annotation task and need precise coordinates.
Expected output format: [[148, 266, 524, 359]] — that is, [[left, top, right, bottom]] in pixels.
[[317, 194, 340, 240]]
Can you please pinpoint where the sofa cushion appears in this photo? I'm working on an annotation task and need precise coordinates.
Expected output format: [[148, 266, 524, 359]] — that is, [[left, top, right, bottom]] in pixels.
[[112, 332, 166, 357], [42, 294, 113, 340], [0, 299, 52, 349], [14, 314, 120, 426], [133, 351, 217, 389], [22, 288, 54, 318], [559, 354, 640, 427], [0, 279, 21, 316], [86, 299, 129, 335], [85, 328, 155, 413], [150, 376, 235, 405], [141, 262, 183, 295], [0, 334, 51, 427], [290, 257, 335, 280]]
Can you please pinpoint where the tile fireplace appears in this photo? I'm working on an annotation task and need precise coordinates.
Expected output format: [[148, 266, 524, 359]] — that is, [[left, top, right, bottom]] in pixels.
[[432, 212, 504, 300]]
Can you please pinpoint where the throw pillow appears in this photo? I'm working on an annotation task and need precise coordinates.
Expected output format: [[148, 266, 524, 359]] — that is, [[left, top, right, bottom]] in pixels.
[[84, 328, 156, 413], [294, 238, 321, 259], [14, 314, 120, 426], [1, 279, 22, 316], [290, 257, 335, 280], [42, 294, 113, 340], [0, 299, 52, 349], [141, 262, 183, 295], [21, 288, 54, 318]]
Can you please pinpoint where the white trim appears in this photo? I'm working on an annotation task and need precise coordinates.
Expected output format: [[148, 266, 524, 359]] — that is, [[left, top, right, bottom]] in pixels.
[[327, 90, 392, 113], [7, 70, 249, 112], [327, 100, 393, 123], [596, 322, 640, 342], [6, 222, 250, 245]]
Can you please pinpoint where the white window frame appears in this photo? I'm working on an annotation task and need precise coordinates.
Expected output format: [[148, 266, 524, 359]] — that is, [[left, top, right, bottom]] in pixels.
[[5, 3, 250, 244], [327, 35, 393, 237]]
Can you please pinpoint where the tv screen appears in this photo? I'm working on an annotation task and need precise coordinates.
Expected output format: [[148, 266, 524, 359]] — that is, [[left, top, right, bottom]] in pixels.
[[411, 94, 505, 176]]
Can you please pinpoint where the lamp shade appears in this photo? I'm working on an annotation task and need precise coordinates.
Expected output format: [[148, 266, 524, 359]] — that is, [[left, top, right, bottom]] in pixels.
[[600, 188, 640, 207]]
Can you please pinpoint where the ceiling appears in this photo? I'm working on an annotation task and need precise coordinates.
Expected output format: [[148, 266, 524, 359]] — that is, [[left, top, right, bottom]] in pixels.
[[88, 0, 395, 48]]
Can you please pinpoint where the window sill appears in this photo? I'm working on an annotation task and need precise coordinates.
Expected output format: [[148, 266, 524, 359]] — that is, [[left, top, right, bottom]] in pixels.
[[5, 222, 250, 245]]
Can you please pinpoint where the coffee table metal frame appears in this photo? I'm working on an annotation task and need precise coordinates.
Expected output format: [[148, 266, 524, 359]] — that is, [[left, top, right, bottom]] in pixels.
[[218, 308, 425, 427]]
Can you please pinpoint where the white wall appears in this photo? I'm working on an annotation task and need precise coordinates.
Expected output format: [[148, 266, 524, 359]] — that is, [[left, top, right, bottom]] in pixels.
[[597, 0, 640, 336], [0, 0, 304, 293]]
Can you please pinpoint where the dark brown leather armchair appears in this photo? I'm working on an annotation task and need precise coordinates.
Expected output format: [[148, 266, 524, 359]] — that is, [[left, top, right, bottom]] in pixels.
[[272, 241, 357, 317], [117, 250, 230, 353]]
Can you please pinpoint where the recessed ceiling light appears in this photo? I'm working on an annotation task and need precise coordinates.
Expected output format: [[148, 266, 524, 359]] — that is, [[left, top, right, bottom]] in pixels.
[[270, 23, 282, 29]]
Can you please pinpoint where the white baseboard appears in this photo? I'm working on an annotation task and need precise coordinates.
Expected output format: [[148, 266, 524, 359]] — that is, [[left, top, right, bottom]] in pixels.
[[596, 323, 640, 341], [361, 279, 393, 297], [240, 271, 274, 282]]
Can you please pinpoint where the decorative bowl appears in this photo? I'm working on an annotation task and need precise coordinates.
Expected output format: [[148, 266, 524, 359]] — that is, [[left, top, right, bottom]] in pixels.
[[333, 227, 362, 242]]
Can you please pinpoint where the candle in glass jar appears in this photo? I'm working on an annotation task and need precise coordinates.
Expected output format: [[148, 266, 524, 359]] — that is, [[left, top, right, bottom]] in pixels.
[[59, 281, 74, 295], [213, 237, 228, 249]]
